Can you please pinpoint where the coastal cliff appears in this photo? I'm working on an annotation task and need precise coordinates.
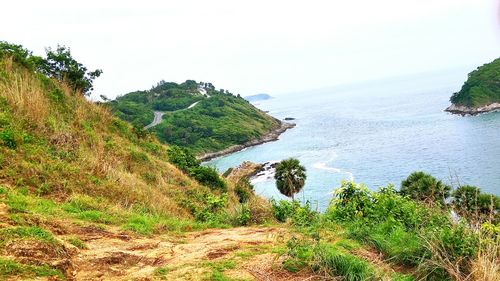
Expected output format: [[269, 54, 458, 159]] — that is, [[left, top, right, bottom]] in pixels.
[[198, 120, 295, 161]]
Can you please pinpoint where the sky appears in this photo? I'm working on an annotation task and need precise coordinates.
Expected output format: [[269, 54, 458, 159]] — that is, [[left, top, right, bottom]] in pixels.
[[1, 0, 499, 100]]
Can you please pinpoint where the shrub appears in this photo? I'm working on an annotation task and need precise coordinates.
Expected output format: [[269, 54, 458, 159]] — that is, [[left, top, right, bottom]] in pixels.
[[270, 199, 318, 227], [189, 166, 226, 191], [271, 199, 298, 222], [235, 204, 251, 226], [0, 128, 16, 149], [326, 181, 373, 222], [235, 178, 253, 203], [167, 145, 200, 173], [282, 237, 314, 273]]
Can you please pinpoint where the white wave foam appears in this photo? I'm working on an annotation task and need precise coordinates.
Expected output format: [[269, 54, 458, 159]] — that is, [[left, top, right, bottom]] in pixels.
[[313, 162, 354, 181]]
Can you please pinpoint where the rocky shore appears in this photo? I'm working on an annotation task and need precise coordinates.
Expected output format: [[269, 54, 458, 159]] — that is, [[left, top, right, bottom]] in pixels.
[[198, 121, 295, 161], [445, 103, 500, 116]]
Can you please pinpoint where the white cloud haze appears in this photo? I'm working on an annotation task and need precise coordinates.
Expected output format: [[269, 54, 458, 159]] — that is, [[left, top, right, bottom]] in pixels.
[[1, 0, 499, 99]]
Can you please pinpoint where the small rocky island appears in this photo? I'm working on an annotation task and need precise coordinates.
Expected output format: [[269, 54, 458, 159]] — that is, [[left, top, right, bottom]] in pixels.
[[446, 57, 500, 116], [244, 93, 272, 103]]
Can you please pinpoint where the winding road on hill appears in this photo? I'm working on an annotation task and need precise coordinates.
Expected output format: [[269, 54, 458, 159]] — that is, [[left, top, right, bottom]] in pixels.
[[144, 88, 210, 130]]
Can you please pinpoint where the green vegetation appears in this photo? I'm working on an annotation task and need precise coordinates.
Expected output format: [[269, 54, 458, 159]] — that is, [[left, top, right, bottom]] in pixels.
[[109, 80, 279, 154], [274, 158, 307, 200], [450, 57, 500, 107], [168, 145, 226, 190], [270, 176, 499, 281], [0, 258, 64, 279]]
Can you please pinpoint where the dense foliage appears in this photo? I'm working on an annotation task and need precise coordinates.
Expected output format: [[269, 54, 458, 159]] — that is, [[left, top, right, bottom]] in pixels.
[[109, 80, 279, 154], [167, 145, 226, 191], [450, 57, 500, 107]]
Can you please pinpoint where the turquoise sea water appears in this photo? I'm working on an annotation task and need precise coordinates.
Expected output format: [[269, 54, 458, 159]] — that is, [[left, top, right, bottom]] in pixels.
[[207, 70, 500, 209]]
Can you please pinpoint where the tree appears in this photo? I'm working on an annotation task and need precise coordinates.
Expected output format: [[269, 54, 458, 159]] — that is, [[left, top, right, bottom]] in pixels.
[[39, 45, 102, 96], [400, 171, 451, 206], [1, 41, 102, 96], [274, 158, 306, 200]]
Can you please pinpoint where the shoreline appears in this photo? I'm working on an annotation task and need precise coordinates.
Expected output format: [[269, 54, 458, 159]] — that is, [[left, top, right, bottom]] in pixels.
[[198, 120, 296, 162], [445, 103, 500, 116]]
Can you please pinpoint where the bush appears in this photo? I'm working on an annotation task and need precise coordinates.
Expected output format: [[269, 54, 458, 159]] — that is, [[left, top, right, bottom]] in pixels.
[[234, 204, 251, 226], [0, 128, 16, 149], [189, 166, 226, 191], [192, 194, 227, 224], [167, 145, 200, 173], [235, 178, 253, 203], [327, 181, 373, 222], [270, 199, 318, 227], [282, 237, 314, 273], [271, 199, 298, 222]]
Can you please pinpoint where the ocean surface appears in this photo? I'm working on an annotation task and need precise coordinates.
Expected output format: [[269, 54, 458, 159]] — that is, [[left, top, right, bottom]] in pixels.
[[206, 70, 500, 209]]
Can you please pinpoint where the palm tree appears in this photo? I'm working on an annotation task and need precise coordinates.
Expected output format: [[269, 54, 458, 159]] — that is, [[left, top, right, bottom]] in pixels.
[[274, 158, 307, 200], [400, 171, 451, 206]]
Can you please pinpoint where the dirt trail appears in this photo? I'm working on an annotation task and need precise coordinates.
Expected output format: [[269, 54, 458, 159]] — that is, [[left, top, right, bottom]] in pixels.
[[67, 226, 286, 280]]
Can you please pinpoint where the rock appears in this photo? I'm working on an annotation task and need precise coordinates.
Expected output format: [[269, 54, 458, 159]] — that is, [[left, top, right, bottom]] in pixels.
[[197, 121, 296, 161], [445, 103, 500, 116]]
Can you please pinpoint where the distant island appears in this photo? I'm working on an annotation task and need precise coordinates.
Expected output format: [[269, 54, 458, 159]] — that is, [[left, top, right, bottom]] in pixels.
[[446, 57, 500, 115], [244, 93, 272, 102]]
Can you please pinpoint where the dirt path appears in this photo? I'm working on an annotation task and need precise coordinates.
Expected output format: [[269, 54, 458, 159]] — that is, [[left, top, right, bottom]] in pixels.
[[67, 226, 287, 280]]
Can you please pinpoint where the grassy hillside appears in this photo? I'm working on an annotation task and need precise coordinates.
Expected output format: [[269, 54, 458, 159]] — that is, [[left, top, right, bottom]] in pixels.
[[0, 43, 275, 279], [450, 58, 500, 107], [110, 81, 280, 154]]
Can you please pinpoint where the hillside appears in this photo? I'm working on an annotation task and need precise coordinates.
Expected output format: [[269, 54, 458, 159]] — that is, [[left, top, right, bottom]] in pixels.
[[0, 42, 278, 279], [447, 57, 500, 115], [110, 81, 283, 154]]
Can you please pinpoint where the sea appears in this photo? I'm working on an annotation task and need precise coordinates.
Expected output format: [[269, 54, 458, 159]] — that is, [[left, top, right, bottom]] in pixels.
[[206, 70, 500, 209]]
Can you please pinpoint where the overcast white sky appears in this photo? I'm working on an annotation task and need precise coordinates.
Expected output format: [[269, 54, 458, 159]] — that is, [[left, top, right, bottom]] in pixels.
[[1, 0, 499, 99]]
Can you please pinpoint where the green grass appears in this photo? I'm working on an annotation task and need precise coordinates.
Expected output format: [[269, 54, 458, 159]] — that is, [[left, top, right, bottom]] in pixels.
[[67, 236, 87, 249], [0, 226, 58, 249], [154, 266, 171, 279], [315, 245, 376, 281], [204, 259, 237, 281], [0, 258, 63, 279]]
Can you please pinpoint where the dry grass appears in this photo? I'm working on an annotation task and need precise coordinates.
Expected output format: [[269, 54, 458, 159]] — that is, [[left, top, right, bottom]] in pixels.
[[470, 236, 500, 281], [0, 57, 49, 127], [422, 229, 500, 281], [0, 56, 215, 219]]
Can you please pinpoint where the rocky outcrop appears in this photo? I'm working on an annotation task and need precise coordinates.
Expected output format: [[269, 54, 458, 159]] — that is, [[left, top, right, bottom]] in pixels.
[[445, 103, 500, 116], [198, 121, 295, 161]]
